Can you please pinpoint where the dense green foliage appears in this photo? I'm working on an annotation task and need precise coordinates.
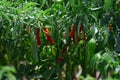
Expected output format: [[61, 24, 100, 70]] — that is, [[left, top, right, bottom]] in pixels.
[[0, 0, 120, 80]]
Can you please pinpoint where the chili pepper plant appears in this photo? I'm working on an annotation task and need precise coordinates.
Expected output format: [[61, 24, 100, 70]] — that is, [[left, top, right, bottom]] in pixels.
[[0, 0, 120, 80]]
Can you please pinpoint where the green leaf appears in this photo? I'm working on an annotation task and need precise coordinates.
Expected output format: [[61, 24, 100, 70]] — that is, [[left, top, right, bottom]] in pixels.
[[42, 68, 55, 80], [87, 38, 96, 54], [40, 0, 47, 9], [90, 7, 102, 11], [87, 38, 96, 64], [1, 12, 11, 26], [104, 0, 113, 12], [90, 14, 97, 22], [5, 72, 16, 80], [90, 24, 98, 36], [79, 40, 85, 45], [83, 15, 89, 25], [0, 66, 16, 80], [70, 0, 75, 6], [1, 66, 16, 73]]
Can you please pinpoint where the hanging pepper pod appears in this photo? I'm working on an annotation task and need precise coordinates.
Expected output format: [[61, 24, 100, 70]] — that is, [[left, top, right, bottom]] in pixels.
[[27, 27, 30, 33], [45, 33, 54, 45], [69, 24, 76, 44], [43, 27, 54, 45], [43, 27, 51, 34], [36, 28, 41, 46]]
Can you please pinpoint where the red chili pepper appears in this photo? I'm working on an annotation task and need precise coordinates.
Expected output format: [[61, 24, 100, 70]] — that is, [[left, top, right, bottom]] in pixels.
[[27, 27, 30, 33], [69, 24, 76, 44], [57, 56, 63, 64], [109, 25, 113, 31], [84, 33, 87, 41], [45, 34, 54, 45], [36, 28, 41, 46], [62, 33, 67, 38], [43, 27, 54, 45], [62, 47, 66, 55], [43, 27, 51, 35]]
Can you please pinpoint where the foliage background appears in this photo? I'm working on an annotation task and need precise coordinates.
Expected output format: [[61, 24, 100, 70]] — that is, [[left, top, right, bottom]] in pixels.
[[0, 0, 120, 80]]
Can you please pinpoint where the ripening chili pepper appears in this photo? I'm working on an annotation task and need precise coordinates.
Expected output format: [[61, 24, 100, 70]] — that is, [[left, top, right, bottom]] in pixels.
[[62, 47, 66, 55], [69, 24, 76, 44], [36, 28, 41, 46], [43, 27, 54, 45], [27, 27, 30, 33], [84, 33, 87, 41], [57, 56, 63, 64], [45, 33, 54, 45], [108, 25, 113, 31], [43, 27, 51, 35], [62, 33, 67, 38]]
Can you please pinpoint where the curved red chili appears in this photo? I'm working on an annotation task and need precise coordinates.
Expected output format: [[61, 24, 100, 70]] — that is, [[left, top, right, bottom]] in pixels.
[[43, 27, 51, 34], [45, 34, 54, 45], [43, 27, 54, 45]]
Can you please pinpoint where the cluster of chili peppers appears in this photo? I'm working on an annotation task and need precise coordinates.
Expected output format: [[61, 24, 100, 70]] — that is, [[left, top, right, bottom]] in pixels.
[[23, 23, 87, 64], [35, 27, 54, 46], [57, 23, 87, 64], [23, 24, 55, 46]]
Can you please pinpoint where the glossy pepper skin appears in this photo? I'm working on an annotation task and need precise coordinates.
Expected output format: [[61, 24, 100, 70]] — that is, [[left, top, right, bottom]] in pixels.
[[36, 28, 41, 46], [45, 33, 54, 45], [43, 27, 54, 45], [43, 27, 51, 34]]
